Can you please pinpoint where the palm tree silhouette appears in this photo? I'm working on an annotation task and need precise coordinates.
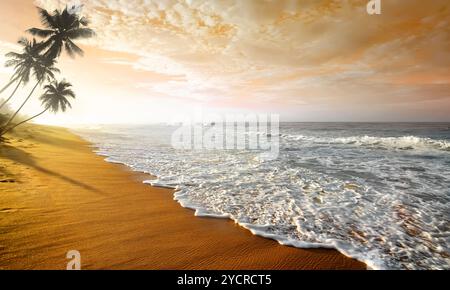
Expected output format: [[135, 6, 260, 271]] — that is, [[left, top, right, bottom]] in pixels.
[[0, 38, 42, 110], [28, 6, 95, 59], [0, 51, 60, 135], [1, 80, 75, 135]]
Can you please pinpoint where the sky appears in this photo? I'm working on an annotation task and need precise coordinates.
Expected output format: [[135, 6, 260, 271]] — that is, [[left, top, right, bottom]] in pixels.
[[0, 0, 449, 124]]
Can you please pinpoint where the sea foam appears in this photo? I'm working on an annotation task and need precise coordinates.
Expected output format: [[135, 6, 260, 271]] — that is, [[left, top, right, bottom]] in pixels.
[[74, 123, 450, 270]]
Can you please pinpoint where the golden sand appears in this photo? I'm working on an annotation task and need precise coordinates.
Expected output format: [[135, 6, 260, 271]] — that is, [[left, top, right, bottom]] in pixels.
[[0, 124, 366, 269]]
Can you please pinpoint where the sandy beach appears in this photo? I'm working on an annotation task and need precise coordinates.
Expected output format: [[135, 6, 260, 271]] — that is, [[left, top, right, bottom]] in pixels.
[[0, 124, 365, 270]]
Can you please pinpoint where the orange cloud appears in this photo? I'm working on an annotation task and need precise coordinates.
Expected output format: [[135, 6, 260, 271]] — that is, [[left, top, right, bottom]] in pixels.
[[0, 0, 448, 123]]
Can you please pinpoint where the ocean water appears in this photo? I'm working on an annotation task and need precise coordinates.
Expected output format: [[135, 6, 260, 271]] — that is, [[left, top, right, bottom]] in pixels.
[[75, 123, 450, 270]]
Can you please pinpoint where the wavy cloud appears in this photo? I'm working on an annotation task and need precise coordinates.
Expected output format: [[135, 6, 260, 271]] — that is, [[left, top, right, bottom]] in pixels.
[[29, 0, 450, 121]]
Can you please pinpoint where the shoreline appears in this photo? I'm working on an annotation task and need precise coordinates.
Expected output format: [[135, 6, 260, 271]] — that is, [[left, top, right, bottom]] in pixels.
[[0, 124, 366, 269]]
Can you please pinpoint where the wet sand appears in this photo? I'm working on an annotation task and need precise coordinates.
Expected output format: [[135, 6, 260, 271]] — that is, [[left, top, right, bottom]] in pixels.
[[0, 124, 366, 269]]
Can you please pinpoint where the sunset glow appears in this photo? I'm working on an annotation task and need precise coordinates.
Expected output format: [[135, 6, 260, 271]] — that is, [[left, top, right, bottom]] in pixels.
[[0, 0, 449, 124]]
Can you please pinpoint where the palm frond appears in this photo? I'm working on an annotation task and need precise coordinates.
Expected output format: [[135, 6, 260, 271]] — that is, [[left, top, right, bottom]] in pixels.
[[36, 7, 57, 29], [65, 40, 84, 57], [63, 90, 76, 99], [27, 28, 54, 38], [5, 58, 22, 67], [35, 38, 54, 54], [17, 37, 30, 47], [5, 51, 22, 59], [79, 16, 89, 26], [66, 28, 95, 39], [44, 39, 63, 59]]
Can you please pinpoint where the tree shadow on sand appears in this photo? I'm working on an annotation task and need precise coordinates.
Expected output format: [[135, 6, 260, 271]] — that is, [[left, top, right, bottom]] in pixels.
[[0, 163, 15, 183], [8, 127, 86, 152], [0, 144, 103, 193]]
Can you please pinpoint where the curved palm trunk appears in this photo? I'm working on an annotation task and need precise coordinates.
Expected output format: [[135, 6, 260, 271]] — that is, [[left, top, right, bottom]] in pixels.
[[0, 76, 23, 110], [0, 76, 20, 95], [0, 81, 40, 135], [1, 107, 49, 136]]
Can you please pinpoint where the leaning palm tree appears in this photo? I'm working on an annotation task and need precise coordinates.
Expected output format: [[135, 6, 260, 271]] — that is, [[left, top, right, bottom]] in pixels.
[[0, 55, 60, 135], [28, 6, 95, 59], [0, 38, 42, 110], [0, 80, 75, 135]]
